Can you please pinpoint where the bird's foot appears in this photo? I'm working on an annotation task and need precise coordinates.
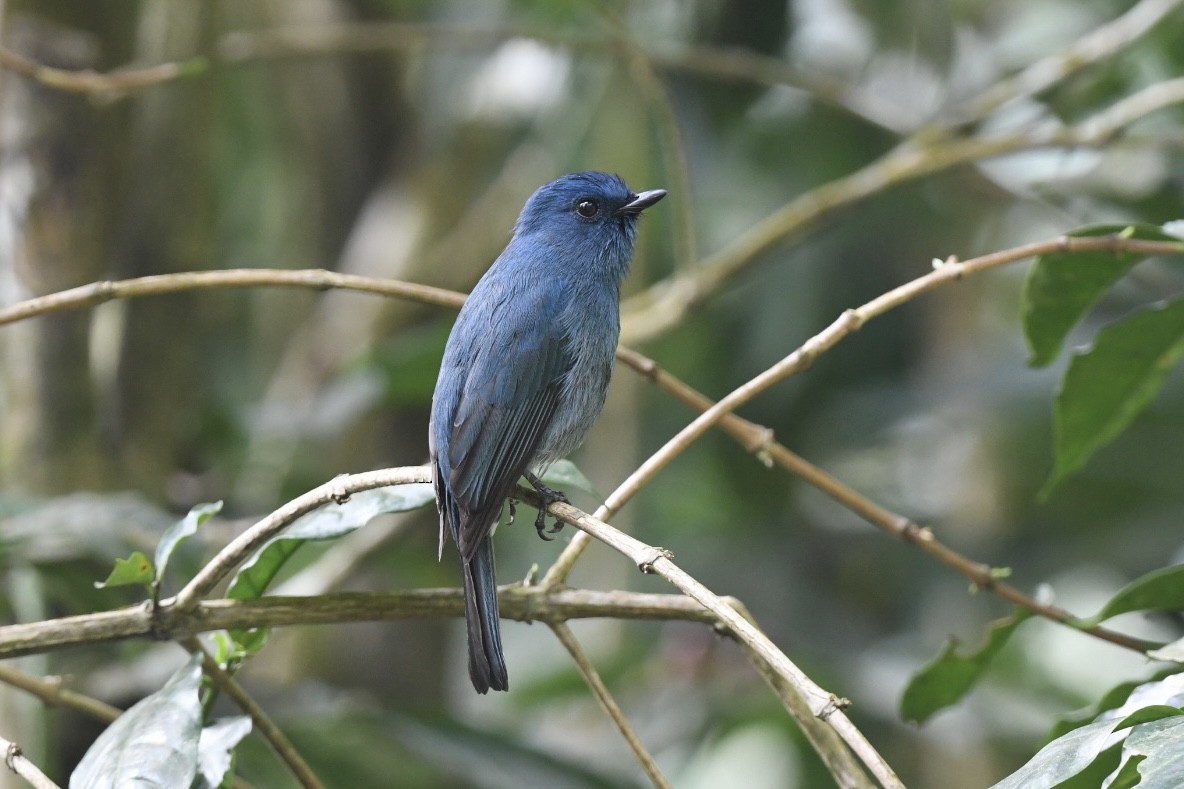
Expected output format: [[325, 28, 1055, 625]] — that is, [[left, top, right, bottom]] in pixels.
[[525, 472, 568, 540]]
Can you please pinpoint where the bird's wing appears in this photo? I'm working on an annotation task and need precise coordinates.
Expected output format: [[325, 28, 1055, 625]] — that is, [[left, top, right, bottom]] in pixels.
[[445, 285, 571, 560]]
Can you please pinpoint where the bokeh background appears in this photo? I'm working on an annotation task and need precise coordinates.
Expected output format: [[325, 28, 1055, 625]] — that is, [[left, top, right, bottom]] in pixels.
[[2, 1, 1183, 787]]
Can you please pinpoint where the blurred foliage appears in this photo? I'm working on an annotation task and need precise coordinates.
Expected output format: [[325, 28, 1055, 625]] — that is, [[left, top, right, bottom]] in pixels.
[[2, 0, 1184, 787]]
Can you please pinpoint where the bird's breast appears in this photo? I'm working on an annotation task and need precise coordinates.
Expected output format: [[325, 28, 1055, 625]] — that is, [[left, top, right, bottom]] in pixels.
[[533, 292, 620, 465]]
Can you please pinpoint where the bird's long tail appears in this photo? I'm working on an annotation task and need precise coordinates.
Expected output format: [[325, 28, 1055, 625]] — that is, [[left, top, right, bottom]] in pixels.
[[462, 539, 509, 693]]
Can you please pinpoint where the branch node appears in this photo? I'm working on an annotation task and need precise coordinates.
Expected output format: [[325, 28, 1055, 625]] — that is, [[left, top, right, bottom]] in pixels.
[[4, 740, 21, 771], [94, 280, 117, 302], [519, 585, 539, 624], [147, 599, 170, 641], [899, 519, 932, 542], [745, 426, 777, 467], [638, 548, 674, 573], [636, 355, 662, 382], [329, 473, 352, 505], [969, 564, 999, 593], [817, 694, 851, 721]]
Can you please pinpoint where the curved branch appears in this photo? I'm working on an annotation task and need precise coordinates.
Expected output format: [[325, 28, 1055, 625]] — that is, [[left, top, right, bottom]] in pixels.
[[0, 43, 203, 95], [557, 237, 1184, 579], [619, 109, 1184, 343], [959, 0, 1184, 121], [609, 346, 1160, 653], [549, 623, 671, 789], [0, 734, 59, 789], [170, 467, 425, 610], [0, 588, 724, 660], [537, 496, 903, 789], [0, 268, 461, 328], [187, 639, 324, 789]]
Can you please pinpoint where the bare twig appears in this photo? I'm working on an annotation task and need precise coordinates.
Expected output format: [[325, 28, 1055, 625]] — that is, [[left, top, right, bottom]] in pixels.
[[614, 350, 1156, 652], [0, 587, 724, 660], [0, 734, 60, 789], [1075, 76, 1184, 143], [538, 498, 904, 789], [549, 623, 671, 789], [0, 664, 120, 723], [544, 234, 1184, 587], [170, 468, 426, 610], [600, 9, 697, 273], [731, 630, 874, 789], [619, 109, 1184, 343], [186, 639, 323, 789], [2, 246, 1171, 652], [959, 0, 1184, 120], [4, 231, 1177, 648], [0, 19, 907, 131], [0, 268, 462, 328], [0, 43, 203, 95]]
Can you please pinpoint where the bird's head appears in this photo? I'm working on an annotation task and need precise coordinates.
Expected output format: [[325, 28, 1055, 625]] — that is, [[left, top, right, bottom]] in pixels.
[[512, 172, 665, 280]]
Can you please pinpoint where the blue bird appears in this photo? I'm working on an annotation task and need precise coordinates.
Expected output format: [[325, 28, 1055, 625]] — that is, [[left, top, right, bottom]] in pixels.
[[430, 172, 665, 693]]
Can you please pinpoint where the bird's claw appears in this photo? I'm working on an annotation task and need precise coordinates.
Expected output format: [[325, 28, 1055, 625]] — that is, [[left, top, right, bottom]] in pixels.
[[535, 510, 555, 540], [526, 472, 568, 541]]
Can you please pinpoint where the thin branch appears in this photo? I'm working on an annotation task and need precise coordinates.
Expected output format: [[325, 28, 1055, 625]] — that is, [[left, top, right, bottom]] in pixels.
[[0, 734, 60, 789], [0, 43, 204, 95], [548, 623, 671, 789], [600, 9, 697, 273], [1075, 76, 1184, 143], [611, 346, 1158, 652], [186, 639, 323, 789], [0, 588, 724, 660], [170, 468, 425, 610], [220, 22, 911, 132], [729, 629, 874, 789], [537, 497, 904, 789], [619, 104, 1184, 343], [544, 235, 1183, 599], [2, 245, 1174, 652], [0, 665, 120, 723], [959, 0, 1184, 121], [0, 19, 911, 131], [0, 268, 462, 328]]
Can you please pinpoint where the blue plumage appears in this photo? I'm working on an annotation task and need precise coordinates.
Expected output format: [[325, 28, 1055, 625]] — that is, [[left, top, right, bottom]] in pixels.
[[430, 172, 665, 692]]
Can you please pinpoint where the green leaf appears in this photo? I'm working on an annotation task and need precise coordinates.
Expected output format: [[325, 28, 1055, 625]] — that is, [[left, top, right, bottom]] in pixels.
[[1080, 565, 1184, 627], [1103, 750, 1145, 789], [226, 483, 434, 654], [1113, 706, 1184, 732], [991, 716, 1125, 789], [1022, 223, 1182, 368], [155, 501, 222, 586], [1117, 715, 1184, 788], [901, 608, 1031, 724], [1050, 678, 1156, 740], [1050, 742, 1125, 789], [1042, 298, 1184, 497], [94, 551, 155, 590], [194, 716, 252, 789], [70, 653, 203, 789]]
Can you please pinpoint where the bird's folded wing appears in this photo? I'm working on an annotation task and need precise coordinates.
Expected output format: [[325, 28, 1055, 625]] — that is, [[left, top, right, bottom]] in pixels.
[[446, 290, 571, 560]]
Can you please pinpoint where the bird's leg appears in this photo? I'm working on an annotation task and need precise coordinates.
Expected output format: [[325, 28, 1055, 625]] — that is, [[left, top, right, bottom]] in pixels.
[[506, 499, 517, 527], [525, 472, 568, 540]]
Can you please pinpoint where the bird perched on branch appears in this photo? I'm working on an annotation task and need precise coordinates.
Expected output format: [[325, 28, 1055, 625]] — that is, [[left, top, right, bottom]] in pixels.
[[430, 172, 666, 693]]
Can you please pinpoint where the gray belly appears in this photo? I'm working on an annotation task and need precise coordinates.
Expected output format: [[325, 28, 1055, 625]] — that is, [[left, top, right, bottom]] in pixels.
[[533, 347, 614, 467]]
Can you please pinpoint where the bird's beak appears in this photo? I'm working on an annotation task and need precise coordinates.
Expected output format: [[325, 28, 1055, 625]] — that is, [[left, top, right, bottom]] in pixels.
[[616, 189, 667, 216]]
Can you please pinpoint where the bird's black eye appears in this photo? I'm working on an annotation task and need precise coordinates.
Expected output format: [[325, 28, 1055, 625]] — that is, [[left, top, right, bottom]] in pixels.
[[575, 198, 599, 218]]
